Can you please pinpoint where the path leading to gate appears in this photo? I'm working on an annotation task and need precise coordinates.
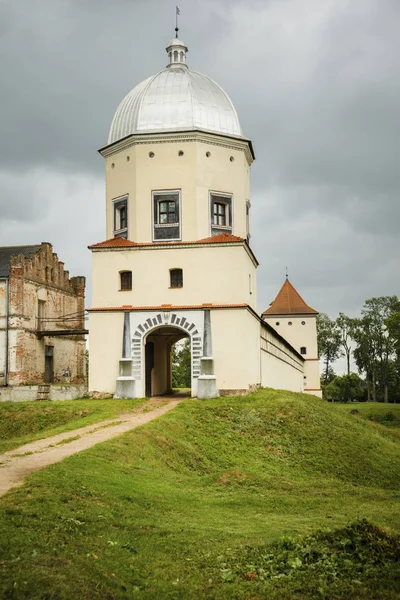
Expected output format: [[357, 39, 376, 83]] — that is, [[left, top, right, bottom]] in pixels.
[[0, 397, 183, 498]]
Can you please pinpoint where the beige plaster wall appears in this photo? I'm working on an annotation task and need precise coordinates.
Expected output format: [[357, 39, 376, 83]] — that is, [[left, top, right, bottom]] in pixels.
[[104, 134, 251, 242], [260, 350, 304, 393], [263, 314, 318, 357], [88, 307, 312, 398], [211, 308, 260, 391], [91, 245, 257, 310], [259, 324, 304, 393], [88, 311, 123, 393], [263, 314, 321, 394]]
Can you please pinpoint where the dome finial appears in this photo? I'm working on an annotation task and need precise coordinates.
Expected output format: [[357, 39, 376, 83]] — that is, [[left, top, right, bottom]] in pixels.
[[175, 6, 180, 38], [166, 17, 188, 70]]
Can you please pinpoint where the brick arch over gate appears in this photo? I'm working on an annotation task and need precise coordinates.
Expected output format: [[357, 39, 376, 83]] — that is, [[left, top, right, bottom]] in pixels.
[[130, 312, 203, 381]]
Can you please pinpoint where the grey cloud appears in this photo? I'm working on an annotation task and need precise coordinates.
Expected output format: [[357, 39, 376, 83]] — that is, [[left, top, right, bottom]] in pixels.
[[0, 0, 399, 333]]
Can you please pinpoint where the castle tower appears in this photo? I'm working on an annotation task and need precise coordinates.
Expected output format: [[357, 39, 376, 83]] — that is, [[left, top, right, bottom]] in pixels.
[[88, 35, 260, 398], [262, 278, 322, 397]]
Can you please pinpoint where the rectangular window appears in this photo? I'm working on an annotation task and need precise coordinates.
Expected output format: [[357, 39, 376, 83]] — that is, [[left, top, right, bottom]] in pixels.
[[113, 197, 128, 238], [159, 200, 178, 224], [210, 193, 232, 235], [213, 202, 227, 226], [153, 190, 181, 240], [170, 268, 183, 288], [120, 271, 132, 291]]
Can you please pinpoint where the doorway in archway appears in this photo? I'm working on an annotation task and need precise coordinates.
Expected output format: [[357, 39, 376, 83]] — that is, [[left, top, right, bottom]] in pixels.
[[172, 338, 191, 393], [144, 326, 191, 397]]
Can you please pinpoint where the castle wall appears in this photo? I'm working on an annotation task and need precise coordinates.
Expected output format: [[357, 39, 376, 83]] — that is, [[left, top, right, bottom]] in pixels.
[[260, 324, 304, 393], [0, 280, 7, 385], [0, 244, 86, 387], [263, 314, 321, 396]]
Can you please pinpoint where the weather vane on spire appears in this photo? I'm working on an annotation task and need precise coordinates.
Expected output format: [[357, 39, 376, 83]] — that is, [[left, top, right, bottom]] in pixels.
[[175, 6, 180, 37]]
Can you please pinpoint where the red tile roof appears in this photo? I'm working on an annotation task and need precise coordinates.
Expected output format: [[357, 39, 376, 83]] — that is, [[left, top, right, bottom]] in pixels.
[[88, 233, 245, 250], [88, 303, 249, 312], [89, 237, 138, 249], [196, 233, 245, 244], [262, 279, 318, 316]]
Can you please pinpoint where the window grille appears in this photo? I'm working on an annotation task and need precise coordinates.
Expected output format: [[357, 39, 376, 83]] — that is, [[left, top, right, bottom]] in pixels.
[[120, 271, 132, 291], [170, 269, 183, 288]]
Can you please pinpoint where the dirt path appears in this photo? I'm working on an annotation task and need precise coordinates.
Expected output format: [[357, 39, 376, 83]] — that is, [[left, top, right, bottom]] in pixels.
[[0, 397, 182, 498]]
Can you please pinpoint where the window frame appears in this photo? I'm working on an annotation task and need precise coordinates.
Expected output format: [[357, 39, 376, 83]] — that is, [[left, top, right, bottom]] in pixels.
[[113, 195, 128, 239], [119, 270, 132, 291], [152, 189, 181, 241], [300, 346, 307, 355], [169, 268, 183, 289], [209, 191, 233, 236]]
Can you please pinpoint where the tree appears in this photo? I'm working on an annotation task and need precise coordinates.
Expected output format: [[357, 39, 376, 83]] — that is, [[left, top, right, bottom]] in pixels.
[[317, 313, 342, 384], [324, 373, 365, 403], [352, 297, 400, 402], [352, 317, 376, 402], [336, 313, 353, 375], [172, 339, 191, 389], [320, 365, 336, 387], [386, 312, 400, 366]]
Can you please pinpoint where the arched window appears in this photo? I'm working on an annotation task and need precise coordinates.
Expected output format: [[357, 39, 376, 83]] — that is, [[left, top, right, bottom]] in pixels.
[[174, 50, 178, 62], [120, 271, 132, 291], [170, 268, 183, 288]]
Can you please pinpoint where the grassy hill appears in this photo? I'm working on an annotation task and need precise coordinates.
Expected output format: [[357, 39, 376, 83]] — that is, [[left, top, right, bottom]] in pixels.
[[0, 389, 399, 599], [0, 398, 146, 453]]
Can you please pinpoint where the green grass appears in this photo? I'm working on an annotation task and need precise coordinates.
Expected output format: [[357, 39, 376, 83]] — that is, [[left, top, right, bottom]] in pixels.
[[0, 398, 146, 453], [330, 401, 400, 430], [0, 389, 399, 599]]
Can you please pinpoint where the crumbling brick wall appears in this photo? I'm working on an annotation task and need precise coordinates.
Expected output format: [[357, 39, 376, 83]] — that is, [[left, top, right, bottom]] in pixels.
[[4, 243, 86, 386]]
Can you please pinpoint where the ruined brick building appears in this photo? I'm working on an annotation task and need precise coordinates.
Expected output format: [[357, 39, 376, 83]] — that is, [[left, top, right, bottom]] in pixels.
[[0, 243, 86, 396]]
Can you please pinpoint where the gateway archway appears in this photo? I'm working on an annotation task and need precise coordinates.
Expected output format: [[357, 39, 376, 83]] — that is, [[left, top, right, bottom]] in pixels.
[[144, 325, 191, 397]]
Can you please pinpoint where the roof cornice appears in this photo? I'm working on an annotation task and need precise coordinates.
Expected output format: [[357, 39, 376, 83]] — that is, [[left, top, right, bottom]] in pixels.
[[98, 129, 255, 165], [89, 237, 259, 267]]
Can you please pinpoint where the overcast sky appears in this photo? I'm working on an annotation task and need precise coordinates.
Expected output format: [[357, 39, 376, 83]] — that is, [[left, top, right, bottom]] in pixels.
[[0, 0, 399, 329]]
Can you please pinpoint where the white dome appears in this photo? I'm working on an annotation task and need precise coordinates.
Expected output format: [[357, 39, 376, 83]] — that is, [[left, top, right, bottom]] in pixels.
[[108, 38, 243, 144]]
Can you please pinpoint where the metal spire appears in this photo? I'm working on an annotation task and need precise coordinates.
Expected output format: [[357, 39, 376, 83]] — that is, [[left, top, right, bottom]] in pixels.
[[285, 266, 289, 281], [175, 6, 180, 38]]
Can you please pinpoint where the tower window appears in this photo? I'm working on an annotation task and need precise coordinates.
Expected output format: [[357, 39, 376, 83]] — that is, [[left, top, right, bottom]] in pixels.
[[213, 202, 227, 226], [210, 193, 232, 235], [153, 191, 181, 240], [300, 347, 307, 355], [170, 268, 183, 288], [113, 197, 128, 239], [120, 271, 132, 291], [159, 200, 177, 224]]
